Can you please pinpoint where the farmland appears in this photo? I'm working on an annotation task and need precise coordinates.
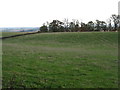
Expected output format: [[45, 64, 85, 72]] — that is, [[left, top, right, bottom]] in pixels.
[[2, 32, 118, 88], [2, 32, 30, 37]]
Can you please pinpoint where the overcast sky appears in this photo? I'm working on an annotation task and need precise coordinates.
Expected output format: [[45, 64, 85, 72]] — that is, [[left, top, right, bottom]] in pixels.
[[0, 0, 119, 27]]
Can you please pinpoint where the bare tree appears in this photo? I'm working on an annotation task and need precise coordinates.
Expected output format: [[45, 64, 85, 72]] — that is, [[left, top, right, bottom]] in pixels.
[[63, 18, 69, 32], [106, 19, 112, 31], [111, 14, 119, 31]]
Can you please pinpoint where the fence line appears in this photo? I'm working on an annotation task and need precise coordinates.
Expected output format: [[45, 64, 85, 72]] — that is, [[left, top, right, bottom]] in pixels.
[[1, 32, 39, 40]]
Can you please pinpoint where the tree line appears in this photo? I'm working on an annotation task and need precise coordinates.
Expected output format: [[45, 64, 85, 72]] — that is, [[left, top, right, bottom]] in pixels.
[[39, 14, 120, 32]]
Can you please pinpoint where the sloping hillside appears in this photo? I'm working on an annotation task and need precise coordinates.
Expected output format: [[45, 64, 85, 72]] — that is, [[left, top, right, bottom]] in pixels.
[[2, 32, 118, 88]]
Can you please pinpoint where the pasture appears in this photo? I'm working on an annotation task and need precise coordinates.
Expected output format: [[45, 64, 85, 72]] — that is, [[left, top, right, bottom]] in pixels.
[[2, 32, 118, 88]]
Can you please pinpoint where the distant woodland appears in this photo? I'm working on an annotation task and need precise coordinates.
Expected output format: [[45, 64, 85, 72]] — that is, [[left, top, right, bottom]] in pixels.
[[39, 14, 120, 32]]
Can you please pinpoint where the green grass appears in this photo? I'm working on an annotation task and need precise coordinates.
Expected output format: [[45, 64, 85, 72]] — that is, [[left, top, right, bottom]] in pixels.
[[2, 32, 27, 37], [2, 32, 118, 88]]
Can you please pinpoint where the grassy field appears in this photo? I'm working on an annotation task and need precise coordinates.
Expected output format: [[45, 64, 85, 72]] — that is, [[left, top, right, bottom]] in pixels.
[[2, 32, 118, 88], [2, 32, 31, 37]]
